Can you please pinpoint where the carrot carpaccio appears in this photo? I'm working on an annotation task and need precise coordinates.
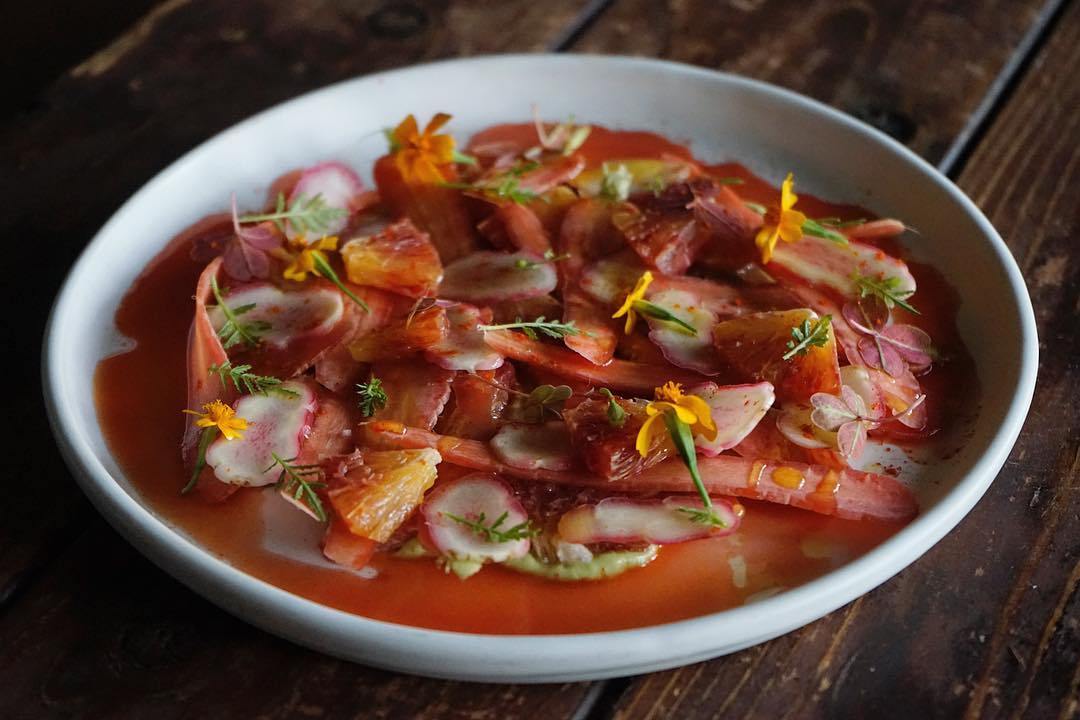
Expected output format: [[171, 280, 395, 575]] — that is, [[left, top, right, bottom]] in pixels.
[[94, 116, 975, 634]]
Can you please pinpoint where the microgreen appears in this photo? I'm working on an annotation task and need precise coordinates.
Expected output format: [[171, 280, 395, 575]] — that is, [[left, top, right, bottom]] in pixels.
[[515, 249, 571, 270], [521, 384, 573, 422], [443, 511, 537, 543], [782, 315, 832, 361], [853, 272, 920, 314], [237, 192, 347, 236], [356, 377, 388, 418], [267, 452, 327, 522], [209, 276, 270, 349], [209, 360, 298, 397], [809, 387, 881, 460], [842, 298, 933, 377], [598, 388, 626, 428], [478, 316, 583, 339]]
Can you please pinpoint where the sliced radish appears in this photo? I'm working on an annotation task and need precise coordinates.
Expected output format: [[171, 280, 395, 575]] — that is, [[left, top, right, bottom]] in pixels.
[[770, 234, 916, 299], [489, 422, 575, 471], [776, 404, 834, 449], [557, 496, 741, 545], [207, 283, 344, 350], [440, 251, 558, 305], [185, 258, 232, 462], [579, 251, 644, 305], [562, 291, 618, 365], [206, 380, 318, 487], [286, 161, 363, 239], [421, 474, 531, 563], [645, 288, 721, 375], [691, 381, 775, 455], [424, 303, 505, 372]]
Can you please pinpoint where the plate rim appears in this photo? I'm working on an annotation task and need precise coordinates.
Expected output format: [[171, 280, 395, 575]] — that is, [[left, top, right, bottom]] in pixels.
[[42, 53, 1039, 682]]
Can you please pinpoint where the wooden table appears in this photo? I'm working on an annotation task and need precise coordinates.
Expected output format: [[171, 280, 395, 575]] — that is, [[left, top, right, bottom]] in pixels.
[[5, 1, 1077, 717]]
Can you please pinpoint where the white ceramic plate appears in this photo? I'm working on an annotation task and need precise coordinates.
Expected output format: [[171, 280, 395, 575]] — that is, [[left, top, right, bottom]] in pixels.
[[43, 55, 1037, 682]]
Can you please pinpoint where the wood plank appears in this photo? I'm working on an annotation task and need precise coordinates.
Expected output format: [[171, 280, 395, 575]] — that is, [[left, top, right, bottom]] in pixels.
[[600, 2, 1080, 718], [0, 518, 594, 720], [571, 0, 1056, 166]]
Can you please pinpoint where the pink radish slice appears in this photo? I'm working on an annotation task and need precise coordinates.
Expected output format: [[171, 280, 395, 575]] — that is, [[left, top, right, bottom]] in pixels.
[[776, 404, 834, 450], [558, 496, 742, 545], [489, 422, 576, 471], [286, 161, 363, 239], [646, 288, 721, 375], [424, 303, 505, 372], [440, 251, 558, 305], [770, 233, 916, 299], [185, 258, 232, 462], [421, 474, 531, 562], [691, 381, 775, 455], [360, 423, 917, 522], [579, 251, 646, 305], [206, 380, 318, 487], [207, 283, 344, 349]]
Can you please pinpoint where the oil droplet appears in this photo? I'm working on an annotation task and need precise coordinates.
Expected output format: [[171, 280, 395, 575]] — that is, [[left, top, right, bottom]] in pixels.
[[809, 469, 840, 514], [748, 461, 766, 489], [772, 466, 805, 490]]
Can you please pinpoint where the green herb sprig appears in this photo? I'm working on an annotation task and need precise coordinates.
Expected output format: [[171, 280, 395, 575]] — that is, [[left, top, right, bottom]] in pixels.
[[443, 511, 537, 543], [662, 412, 728, 528], [598, 388, 626, 428], [783, 315, 833, 360], [210, 276, 270, 349], [238, 192, 347, 236], [631, 299, 697, 336], [853, 272, 920, 314], [356, 377, 388, 418], [478, 316, 583, 340], [267, 452, 327, 522], [209, 360, 298, 397]]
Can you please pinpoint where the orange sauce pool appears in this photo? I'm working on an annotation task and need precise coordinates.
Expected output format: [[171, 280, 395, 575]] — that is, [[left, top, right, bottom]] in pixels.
[[93, 125, 970, 635]]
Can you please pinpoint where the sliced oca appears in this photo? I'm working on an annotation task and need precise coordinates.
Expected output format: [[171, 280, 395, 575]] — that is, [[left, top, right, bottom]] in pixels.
[[557, 496, 742, 545], [286, 161, 364, 239], [208, 283, 344, 350], [439, 251, 558, 305], [421, 474, 531, 563], [691, 381, 775, 456], [646, 288, 721, 375], [489, 421, 576, 471], [424, 303, 505, 372], [205, 380, 318, 487]]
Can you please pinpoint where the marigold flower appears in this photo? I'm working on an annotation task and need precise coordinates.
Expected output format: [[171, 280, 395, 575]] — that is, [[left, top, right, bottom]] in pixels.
[[389, 113, 457, 184], [635, 382, 717, 457], [279, 235, 339, 282], [184, 400, 248, 440], [611, 271, 654, 334], [755, 172, 806, 264]]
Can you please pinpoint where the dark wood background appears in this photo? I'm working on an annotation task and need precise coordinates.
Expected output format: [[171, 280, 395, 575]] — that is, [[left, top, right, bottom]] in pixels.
[[5, 1, 1078, 717]]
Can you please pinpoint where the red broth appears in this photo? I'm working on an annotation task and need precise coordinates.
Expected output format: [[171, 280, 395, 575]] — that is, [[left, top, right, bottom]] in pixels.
[[93, 126, 971, 634]]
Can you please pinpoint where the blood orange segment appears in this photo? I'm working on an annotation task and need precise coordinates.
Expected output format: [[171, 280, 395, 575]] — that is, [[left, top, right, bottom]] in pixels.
[[712, 309, 841, 403], [327, 448, 441, 543], [341, 219, 443, 298], [563, 397, 671, 482]]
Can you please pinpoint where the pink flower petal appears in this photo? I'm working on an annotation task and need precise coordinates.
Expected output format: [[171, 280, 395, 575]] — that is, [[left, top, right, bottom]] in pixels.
[[810, 392, 857, 431], [857, 336, 906, 377], [880, 324, 934, 366], [836, 420, 867, 460]]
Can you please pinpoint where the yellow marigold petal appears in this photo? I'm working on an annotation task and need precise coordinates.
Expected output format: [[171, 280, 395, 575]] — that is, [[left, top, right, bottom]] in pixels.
[[780, 172, 798, 211], [283, 261, 308, 282], [314, 236, 338, 251], [426, 134, 457, 164], [655, 381, 684, 403], [635, 413, 663, 457], [681, 395, 718, 441], [392, 115, 419, 146], [425, 112, 453, 136], [755, 224, 779, 264], [670, 403, 698, 426]]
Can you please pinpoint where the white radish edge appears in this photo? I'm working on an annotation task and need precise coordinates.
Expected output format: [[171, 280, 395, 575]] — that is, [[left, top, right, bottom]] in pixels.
[[557, 496, 740, 545], [287, 161, 364, 239], [424, 303, 505, 372], [489, 421, 575, 471], [691, 381, 776, 456], [421, 474, 531, 562], [207, 283, 343, 349], [206, 380, 318, 487]]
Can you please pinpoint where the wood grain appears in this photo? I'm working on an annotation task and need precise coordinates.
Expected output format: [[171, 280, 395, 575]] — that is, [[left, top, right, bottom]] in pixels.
[[600, 2, 1080, 718], [571, 0, 1057, 167], [4, 0, 1078, 717]]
